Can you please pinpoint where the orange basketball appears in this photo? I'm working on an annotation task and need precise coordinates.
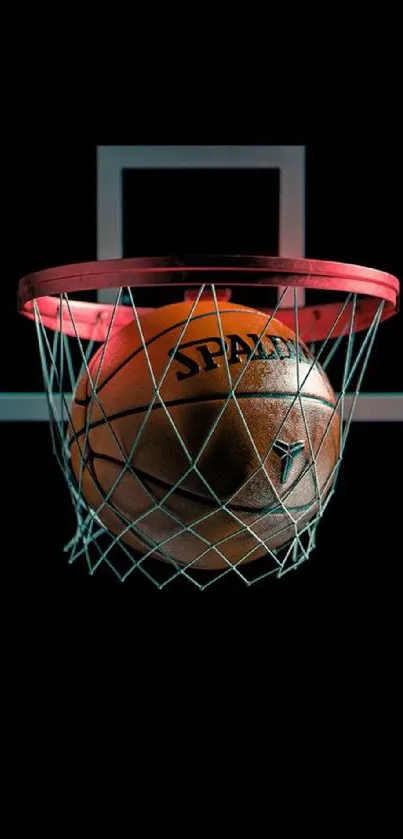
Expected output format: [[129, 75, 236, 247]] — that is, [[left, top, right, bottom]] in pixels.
[[68, 299, 340, 570]]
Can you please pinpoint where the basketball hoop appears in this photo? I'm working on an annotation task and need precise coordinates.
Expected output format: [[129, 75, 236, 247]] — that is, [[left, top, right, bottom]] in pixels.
[[18, 255, 400, 588]]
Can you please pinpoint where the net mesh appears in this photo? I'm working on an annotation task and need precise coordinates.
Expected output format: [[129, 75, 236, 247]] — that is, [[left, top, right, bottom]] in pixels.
[[33, 285, 384, 589]]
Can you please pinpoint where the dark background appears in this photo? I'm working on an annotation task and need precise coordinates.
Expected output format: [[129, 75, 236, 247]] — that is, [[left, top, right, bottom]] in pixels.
[[2, 142, 402, 679]]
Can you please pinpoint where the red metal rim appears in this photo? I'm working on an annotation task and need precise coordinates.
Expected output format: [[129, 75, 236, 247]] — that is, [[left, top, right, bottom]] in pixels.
[[18, 255, 400, 342]]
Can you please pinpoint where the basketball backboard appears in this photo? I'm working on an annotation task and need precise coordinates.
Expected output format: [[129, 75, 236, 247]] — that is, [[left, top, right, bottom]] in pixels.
[[0, 144, 402, 422], [96, 145, 306, 307]]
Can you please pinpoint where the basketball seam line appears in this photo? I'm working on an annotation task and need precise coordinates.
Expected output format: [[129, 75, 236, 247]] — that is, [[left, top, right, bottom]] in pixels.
[[87, 450, 317, 516], [71, 391, 336, 442], [85, 441, 161, 555]]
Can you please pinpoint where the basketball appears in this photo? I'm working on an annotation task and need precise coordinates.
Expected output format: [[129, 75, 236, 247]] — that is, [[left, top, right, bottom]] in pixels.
[[68, 299, 340, 570]]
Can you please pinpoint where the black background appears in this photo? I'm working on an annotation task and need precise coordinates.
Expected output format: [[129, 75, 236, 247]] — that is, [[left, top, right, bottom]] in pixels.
[[2, 142, 402, 682]]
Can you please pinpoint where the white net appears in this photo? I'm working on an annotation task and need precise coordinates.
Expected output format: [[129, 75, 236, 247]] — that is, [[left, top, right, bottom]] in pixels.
[[33, 284, 384, 589]]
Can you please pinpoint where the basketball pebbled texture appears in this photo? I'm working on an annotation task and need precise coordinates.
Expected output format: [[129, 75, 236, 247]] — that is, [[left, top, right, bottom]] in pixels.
[[68, 299, 340, 570]]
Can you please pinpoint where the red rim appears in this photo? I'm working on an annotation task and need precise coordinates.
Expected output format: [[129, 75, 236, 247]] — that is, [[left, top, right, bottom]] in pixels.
[[18, 255, 400, 342]]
